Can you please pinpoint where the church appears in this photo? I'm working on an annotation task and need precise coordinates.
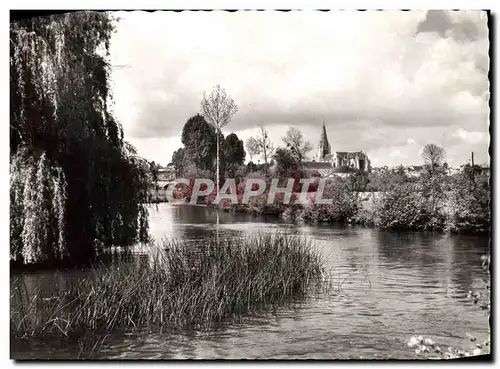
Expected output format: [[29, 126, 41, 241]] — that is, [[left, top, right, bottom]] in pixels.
[[303, 122, 371, 176]]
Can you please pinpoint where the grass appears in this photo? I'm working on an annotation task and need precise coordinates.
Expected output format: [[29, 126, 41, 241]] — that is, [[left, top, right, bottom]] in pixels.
[[11, 233, 325, 348]]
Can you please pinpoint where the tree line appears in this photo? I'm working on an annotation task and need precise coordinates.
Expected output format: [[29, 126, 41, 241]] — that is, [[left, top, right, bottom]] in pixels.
[[290, 144, 490, 234], [170, 84, 314, 183], [170, 113, 246, 181]]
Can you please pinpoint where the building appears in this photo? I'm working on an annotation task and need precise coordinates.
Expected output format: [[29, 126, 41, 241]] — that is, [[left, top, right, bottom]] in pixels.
[[303, 122, 371, 177], [157, 166, 176, 181], [147, 164, 175, 203], [317, 122, 331, 161]]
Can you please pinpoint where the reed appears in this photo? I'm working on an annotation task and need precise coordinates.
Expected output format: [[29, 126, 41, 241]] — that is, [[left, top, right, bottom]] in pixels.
[[11, 233, 325, 344]]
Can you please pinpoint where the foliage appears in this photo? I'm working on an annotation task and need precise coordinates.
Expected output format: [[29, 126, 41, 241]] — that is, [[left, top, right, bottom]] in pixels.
[[170, 147, 186, 177], [180, 114, 218, 172], [214, 140, 489, 235], [447, 164, 490, 233], [246, 125, 274, 173], [175, 113, 244, 183], [421, 143, 445, 171], [234, 163, 249, 180], [10, 149, 67, 263], [367, 166, 410, 192], [225, 159, 489, 235], [11, 234, 325, 348], [345, 170, 370, 192], [200, 84, 238, 132], [273, 147, 300, 176], [367, 164, 489, 232], [149, 161, 160, 184], [418, 166, 448, 230], [371, 164, 448, 231], [224, 133, 245, 178], [10, 12, 150, 265], [372, 182, 430, 230], [282, 127, 312, 164], [245, 161, 268, 175], [246, 161, 257, 173], [200, 85, 238, 193], [246, 137, 261, 160], [291, 179, 358, 223]]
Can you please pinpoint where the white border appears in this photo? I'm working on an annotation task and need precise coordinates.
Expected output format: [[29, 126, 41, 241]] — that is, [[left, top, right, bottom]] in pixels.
[[3, 1, 498, 368], [4, 1, 500, 10]]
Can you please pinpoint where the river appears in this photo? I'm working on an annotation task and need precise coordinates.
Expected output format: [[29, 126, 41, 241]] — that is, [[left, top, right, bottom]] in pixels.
[[11, 203, 490, 359]]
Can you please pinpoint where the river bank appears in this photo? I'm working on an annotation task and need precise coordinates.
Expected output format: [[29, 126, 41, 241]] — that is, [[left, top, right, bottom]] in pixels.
[[207, 187, 489, 234]]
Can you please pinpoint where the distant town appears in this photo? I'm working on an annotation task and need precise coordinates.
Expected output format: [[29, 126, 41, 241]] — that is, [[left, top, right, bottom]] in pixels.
[[146, 121, 489, 198]]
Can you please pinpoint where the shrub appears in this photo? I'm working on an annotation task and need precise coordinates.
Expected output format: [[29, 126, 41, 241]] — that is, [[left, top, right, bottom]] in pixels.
[[373, 182, 428, 230], [373, 170, 448, 231], [293, 179, 357, 223], [447, 165, 490, 233]]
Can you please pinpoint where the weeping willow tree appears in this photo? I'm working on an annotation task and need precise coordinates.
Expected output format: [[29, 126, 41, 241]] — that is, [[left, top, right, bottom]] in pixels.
[[10, 11, 150, 266]]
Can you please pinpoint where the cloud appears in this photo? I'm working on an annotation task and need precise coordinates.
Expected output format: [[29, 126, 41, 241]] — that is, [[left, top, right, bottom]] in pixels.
[[416, 10, 486, 42], [454, 128, 487, 145], [390, 149, 407, 159], [109, 10, 490, 167]]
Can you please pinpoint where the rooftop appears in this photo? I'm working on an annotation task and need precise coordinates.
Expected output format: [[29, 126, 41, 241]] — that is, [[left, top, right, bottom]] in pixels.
[[334, 151, 365, 159], [303, 161, 333, 169]]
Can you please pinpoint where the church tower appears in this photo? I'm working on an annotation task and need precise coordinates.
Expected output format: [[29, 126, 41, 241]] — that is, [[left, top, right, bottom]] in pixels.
[[317, 121, 331, 161]]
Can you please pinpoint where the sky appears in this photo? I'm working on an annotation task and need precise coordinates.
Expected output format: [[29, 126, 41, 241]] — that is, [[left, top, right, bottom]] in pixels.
[[109, 10, 490, 168]]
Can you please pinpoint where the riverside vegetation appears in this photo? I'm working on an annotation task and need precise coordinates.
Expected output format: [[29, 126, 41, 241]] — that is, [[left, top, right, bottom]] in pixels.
[[175, 162, 489, 234], [11, 233, 326, 357], [170, 106, 489, 235]]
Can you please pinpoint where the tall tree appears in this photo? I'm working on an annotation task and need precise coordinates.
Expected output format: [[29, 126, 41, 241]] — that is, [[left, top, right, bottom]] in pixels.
[[421, 144, 445, 171], [181, 114, 217, 172], [10, 12, 150, 265], [273, 148, 300, 176], [224, 133, 245, 178], [282, 127, 312, 164], [448, 163, 490, 232], [246, 137, 260, 161], [200, 85, 238, 195], [170, 148, 187, 177], [246, 125, 274, 175]]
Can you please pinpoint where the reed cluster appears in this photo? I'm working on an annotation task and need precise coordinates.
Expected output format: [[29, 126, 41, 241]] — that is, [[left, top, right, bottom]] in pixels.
[[11, 233, 324, 342]]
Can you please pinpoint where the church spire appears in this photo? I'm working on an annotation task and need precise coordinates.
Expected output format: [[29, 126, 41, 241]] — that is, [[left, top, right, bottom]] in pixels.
[[318, 120, 331, 161]]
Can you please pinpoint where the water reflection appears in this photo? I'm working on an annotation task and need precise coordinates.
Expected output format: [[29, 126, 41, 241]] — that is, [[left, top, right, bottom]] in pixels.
[[11, 203, 490, 360]]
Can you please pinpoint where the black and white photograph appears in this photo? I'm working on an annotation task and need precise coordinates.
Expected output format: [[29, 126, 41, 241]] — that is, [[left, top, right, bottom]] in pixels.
[[9, 8, 491, 361]]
